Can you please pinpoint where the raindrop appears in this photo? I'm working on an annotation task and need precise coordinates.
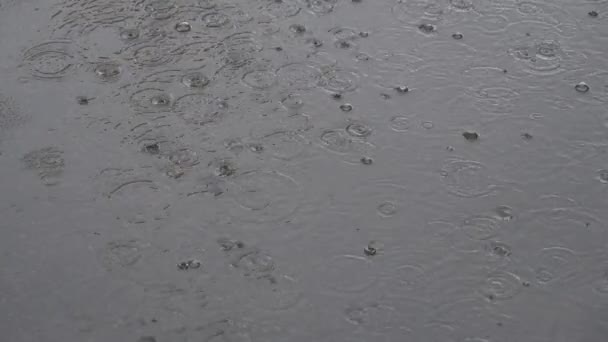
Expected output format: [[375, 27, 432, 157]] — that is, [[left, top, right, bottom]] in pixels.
[[120, 28, 140, 41], [289, 24, 306, 34], [346, 122, 372, 138], [418, 23, 436, 34], [94, 62, 121, 81], [150, 94, 172, 107], [389, 116, 411, 132], [281, 93, 304, 110], [479, 271, 522, 301], [462, 131, 479, 141], [177, 259, 201, 270], [452, 32, 463, 40], [521, 132, 533, 140], [242, 69, 277, 89], [317, 255, 378, 294], [22, 147, 65, 186], [486, 241, 512, 257], [597, 169, 608, 183], [360, 157, 373, 165], [76, 96, 89, 105], [377, 201, 397, 216], [421, 121, 434, 129], [575, 82, 590, 93], [306, 37, 323, 48], [340, 103, 353, 112], [588, 11, 599, 18], [395, 86, 409, 93], [175, 21, 192, 32], [181, 72, 209, 88]]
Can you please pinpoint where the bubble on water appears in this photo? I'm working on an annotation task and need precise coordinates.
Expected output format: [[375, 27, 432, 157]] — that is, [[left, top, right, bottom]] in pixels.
[[221, 170, 301, 223], [494, 205, 514, 220], [181, 72, 210, 88], [575, 81, 590, 93], [461, 215, 501, 240], [588, 10, 599, 18], [20, 40, 76, 80], [533, 247, 579, 285], [317, 255, 378, 294], [479, 271, 523, 301], [389, 116, 411, 132], [22, 147, 65, 186], [242, 69, 277, 89], [174, 21, 192, 32], [346, 122, 372, 138], [281, 93, 304, 110], [120, 28, 140, 41], [440, 160, 499, 198], [94, 62, 121, 81], [277, 62, 322, 90], [452, 32, 463, 39]]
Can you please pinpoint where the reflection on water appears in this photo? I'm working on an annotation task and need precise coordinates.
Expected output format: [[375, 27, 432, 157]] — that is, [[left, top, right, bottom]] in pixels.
[[1, 0, 608, 340]]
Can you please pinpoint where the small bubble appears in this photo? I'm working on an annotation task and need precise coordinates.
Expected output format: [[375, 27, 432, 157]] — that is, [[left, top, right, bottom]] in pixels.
[[452, 32, 463, 40], [120, 28, 139, 41], [76, 96, 89, 105], [575, 81, 590, 93], [418, 23, 436, 34], [521, 132, 533, 140], [395, 86, 409, 93], [359, 31, 369, 38], [462, 131, 479, 141], [421, 121, 434, 129], [340, 103, 353, 112], [360, 157, 373, 165], [289, 24, 306, 34], [175, 21, 192, 32], [588, 10, 599, 17], [177, 259, 201, 270]]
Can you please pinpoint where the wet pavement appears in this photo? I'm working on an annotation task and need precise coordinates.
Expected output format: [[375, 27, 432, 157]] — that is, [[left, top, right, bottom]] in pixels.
[[1, 0, 608, 341]]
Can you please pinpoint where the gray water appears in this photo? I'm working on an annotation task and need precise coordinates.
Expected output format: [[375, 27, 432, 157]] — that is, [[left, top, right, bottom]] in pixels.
[[1, 0, 608, 341]]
